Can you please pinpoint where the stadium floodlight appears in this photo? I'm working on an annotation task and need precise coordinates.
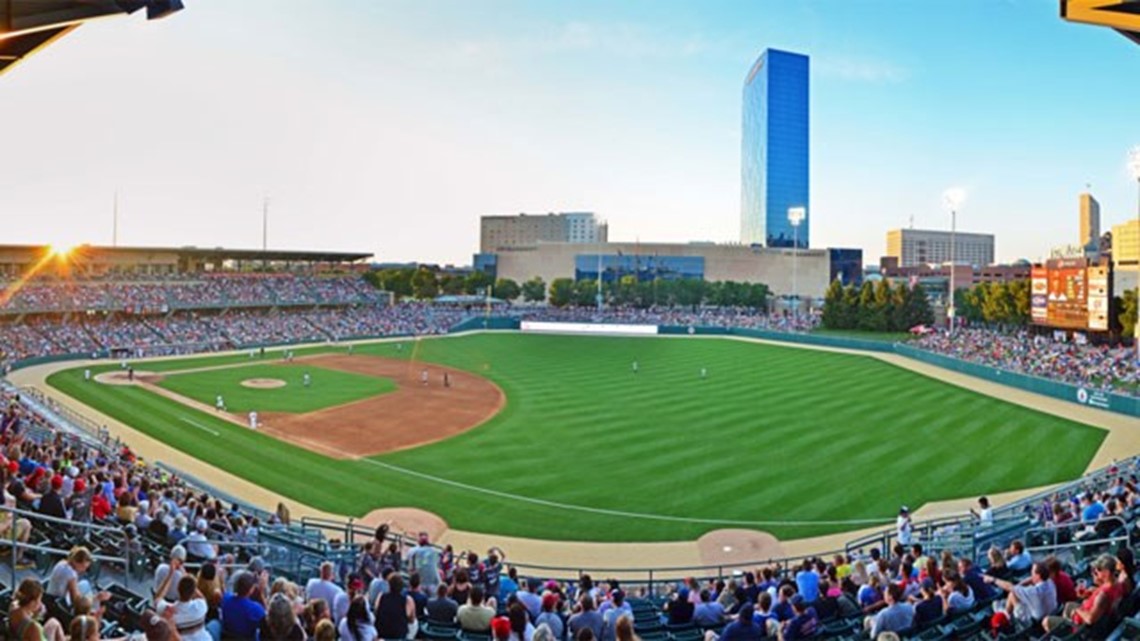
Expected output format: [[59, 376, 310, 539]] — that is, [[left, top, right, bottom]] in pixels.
[[788, 207, 806, 318], [1130, 147, 1140, 361], [942, 188, 966, 334]]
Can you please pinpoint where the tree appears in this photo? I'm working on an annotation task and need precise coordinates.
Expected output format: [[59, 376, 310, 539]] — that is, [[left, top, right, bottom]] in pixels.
[[438, 274, 465, 296], [1006, 280, 1031, 326], [521, 277, 546, 303], [410, 268, 438, 299], [572, 280, 598, 307], [464, 271, 494, 295], [873, 279, 895, 331], [368, 268, 414, 299], [493, 278, 520, 301], [821, 279, 847, 329], [900, 283, 934, 329], [1116, 288, 1138, 341], [548, 278, 574, 308], [856, 281, 877, 331]]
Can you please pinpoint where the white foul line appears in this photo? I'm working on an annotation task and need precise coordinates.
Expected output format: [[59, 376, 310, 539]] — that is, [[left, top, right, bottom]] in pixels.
[[180, 418, 220, 436]]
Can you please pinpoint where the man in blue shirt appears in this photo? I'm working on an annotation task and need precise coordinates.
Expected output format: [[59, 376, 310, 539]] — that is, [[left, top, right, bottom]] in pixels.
[[866, 584, 914, 638], [693, 589, 726, 627], [782, 595, 819, 640], [221, 571, 266, 640], [795, 561, 820, 604], [1006, 540, 1032, 573]]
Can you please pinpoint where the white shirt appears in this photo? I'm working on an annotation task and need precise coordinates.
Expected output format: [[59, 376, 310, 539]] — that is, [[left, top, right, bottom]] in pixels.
[[306, 578, 345, 612], [157, 598, 212, 641], [978, 507, 994, 527], [896, 516, 913, 545], [338, 617, 378, 641]]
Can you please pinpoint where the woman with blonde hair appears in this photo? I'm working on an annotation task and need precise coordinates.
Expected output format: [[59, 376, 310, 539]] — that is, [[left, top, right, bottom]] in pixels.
[[9, 578, 67, 641], [47, 546, 110, 608], [614, 616, 640, 641], [313, 619, 337, 641], [849, 561, 870, 587]]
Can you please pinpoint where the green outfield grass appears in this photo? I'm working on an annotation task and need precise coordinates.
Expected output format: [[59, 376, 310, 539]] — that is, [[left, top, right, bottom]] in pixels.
[[48, 334, 1107, 542], [156, 363, 395, 414]]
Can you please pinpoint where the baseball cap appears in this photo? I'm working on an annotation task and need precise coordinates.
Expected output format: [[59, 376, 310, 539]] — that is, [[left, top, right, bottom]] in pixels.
[[790, 594, 805, 607], [6, 461, 17, 474], [490, 617, 512, 639], [171, 545, 187, 561], [74, 478, 86, 493], [899, 505, 909, 513], [677, 587, 689, 600], [921, 578, 936, 591], [541, 593, 559, 610], [348, 573, 364, 591], [51, 475, 63, 490], [196, 518, 208, 532]]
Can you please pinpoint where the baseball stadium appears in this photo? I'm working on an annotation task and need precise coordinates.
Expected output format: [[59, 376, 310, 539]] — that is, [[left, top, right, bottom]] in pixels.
[[2, 2, 1140, 641]]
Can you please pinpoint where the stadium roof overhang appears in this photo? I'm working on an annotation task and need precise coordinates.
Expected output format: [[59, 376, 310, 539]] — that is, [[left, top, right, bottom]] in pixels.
[[1061, 0, 1140, 45], [0, 244, 372, 264], [0, 1, 184, 76]]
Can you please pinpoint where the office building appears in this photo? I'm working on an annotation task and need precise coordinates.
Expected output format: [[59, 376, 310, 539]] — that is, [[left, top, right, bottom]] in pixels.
[[1080, 192, 1101, 248], [885, 228, 995, 269], [480, 241, 831, 299], [479, 212, 607, 253], [1112, 219, 1140, 293], [740, 49, 810, 248]]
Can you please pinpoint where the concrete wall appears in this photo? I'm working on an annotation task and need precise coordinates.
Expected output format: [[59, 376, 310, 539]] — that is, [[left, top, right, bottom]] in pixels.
[[494, 242, 831, 298]]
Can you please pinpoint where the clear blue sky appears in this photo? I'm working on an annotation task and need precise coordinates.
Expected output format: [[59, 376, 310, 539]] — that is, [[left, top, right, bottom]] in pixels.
[[1, 0, 1137, 266]]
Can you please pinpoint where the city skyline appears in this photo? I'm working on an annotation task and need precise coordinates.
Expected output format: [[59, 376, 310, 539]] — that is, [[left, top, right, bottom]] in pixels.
[[0, 0, 1138, 266]]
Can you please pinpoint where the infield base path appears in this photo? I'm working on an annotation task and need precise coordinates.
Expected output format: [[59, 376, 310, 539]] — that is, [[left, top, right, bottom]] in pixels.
[[258, 354, 505, 459]]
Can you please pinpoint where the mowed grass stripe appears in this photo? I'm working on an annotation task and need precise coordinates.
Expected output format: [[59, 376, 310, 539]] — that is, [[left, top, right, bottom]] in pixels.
[[50, 333, 1107, 542]]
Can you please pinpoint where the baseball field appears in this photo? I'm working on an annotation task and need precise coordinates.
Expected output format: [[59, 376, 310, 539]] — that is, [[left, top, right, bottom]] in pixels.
[[46, 333, 1107, 542]]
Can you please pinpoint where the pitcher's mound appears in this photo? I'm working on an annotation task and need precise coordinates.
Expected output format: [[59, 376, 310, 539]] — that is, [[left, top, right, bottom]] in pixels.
[[358, 508, 449, 542], [697, 529, 786, 566], [242, 378, 287, 389]]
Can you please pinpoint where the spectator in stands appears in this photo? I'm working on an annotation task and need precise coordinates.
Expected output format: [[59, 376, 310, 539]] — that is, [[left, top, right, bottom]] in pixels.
[[426, 584, 458, 624], [693, 588, 725, 627], [358, 540, 383, 584], [339, 596, 377, 641], [865, 584, 914, 638], [781, 594, 819, 640], [858, 573, 884, 613], [664, 587, 694, 624], [156, 575, 216, 641], [0, 466, 32, 566], [985, 562, 1056, 627], [197, 561, 226, 622], [568, 594, 605, 641], [222, 571, 268, 640], [508, 602, 534, 641], [184, 519, 218, 562], [1006, 540, 1032, 573], [334, 574, 368, 623], [911, 578, 942, 628], [601, 590, 630, 641], [612, 617, 638, 641], [410, 532, 442, 593], [971, 496, 994, 527], [47, 546, 111, 609], [704, 603, 762, 641], [535, 593, 565, 640], [262, 593, 305, 641], [517, 578, 542, 620], [306, 562, 345, 611], [483, 547, 506, 597], [939, 573, 975, 614], [985, 547, 1012, 581], [38, 474, 66, 519], [153, 545, 187, 603], [375, 573, 417, 640], [9, 578, 66, 641], [458, 586, 496, 633], [1044, 554, 1123, 633], [794, 559, 820, 604], [313, 619, 336, 641]]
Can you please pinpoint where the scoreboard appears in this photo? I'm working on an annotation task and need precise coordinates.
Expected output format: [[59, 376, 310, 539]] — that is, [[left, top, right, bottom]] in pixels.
[[1031, 258, 1111, 332]]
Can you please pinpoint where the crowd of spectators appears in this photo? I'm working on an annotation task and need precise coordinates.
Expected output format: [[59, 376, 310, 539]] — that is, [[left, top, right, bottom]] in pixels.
[[0, 304, 467, 365], [0, 274, 383, 313], [914, 328, 1137, 396], [509, 306, 822, 332]]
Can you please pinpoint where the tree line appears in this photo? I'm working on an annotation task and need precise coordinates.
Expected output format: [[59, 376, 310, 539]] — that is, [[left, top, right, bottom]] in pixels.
[[363, 267, 769, 308], [821, 279, 934, 332]]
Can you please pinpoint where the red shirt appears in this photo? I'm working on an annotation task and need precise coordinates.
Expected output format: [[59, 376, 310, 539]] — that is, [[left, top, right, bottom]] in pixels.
[[91, 493, 112, 520], [1053, 571, 1077, 604]]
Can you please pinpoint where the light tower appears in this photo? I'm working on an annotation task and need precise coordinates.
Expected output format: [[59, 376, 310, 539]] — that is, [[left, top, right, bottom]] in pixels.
[[942, 188, 966, 334], [788, 206, 806, 318], [1128, 146, 1140, 361]]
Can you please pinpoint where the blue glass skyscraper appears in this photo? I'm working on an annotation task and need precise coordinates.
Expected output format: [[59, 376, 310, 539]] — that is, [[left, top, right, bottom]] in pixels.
[[740, 49, 809, 248]]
